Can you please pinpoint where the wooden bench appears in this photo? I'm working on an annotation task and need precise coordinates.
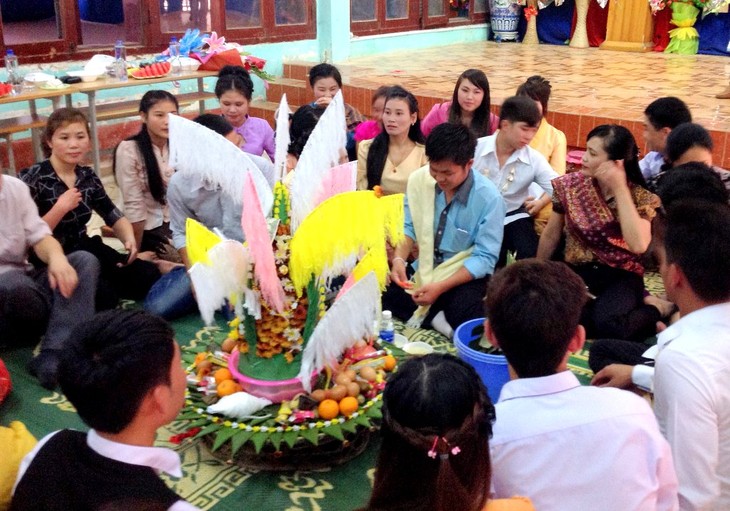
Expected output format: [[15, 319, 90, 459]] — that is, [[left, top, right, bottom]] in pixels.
[[81, 91, 215, 122]]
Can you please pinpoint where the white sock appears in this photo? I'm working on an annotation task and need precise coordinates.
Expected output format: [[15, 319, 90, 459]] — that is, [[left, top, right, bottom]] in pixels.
[[431, 311, 454, 339]]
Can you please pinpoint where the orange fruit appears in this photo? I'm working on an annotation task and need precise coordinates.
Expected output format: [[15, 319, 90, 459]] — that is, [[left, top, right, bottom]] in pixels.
[[217, 379, 240, 397], [214, 368, 233, 384], [383, 355, 397, 372], [339, 396, 359, 417], [318, 399, 340, 420]]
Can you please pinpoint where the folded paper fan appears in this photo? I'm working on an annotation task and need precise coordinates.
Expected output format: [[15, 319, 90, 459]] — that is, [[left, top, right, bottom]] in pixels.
[[241, 173, 286, 313], [274, 94, 290, 182], [313, 161, 357, 207], [185, 218, 222, 267], [168, 114, 273, 216], [208, 239, 250, 299], [289, 90, 347, 231], [188, 263, 225, 325], [297, 272, 380, 393], [289, 190, 404, 295]]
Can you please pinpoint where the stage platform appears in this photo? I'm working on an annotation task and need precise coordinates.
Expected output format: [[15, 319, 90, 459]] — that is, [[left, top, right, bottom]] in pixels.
[[310, 41, 730, 168]]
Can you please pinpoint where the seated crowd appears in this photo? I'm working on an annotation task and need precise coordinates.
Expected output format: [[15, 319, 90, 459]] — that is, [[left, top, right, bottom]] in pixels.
[[1, 61, 729, 510]]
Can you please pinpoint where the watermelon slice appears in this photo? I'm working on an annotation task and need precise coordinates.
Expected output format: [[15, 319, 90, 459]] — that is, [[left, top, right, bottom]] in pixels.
[[131, 61, 172, 79]]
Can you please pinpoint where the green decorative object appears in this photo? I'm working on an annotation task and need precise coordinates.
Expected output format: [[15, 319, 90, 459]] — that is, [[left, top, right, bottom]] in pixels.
[[664, 1, 700, 54]]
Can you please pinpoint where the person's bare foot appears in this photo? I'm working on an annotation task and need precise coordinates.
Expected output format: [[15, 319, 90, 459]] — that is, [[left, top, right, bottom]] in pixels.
[[645, 294, 676, 318]]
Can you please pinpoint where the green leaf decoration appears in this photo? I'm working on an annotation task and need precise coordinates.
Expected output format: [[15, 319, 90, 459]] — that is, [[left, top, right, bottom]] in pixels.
[[302, 279, 319, 343], [353, 414, 372, 428], [251, 432, 268, 454], [212, 427, 240, 452], [299, 427, 320, 446], [322, 424, 344, 441], [230, 429, 255, 456], [282, 430, 300, 449], [176, 411, 204, 421], [242, 310, 258, 358], [194, 422, 223, 439], [367, 405, 383, 419], [249, 414, 276, 426], [268, 430, 284, 451], [236, 352, 300, 381], [340, 420, 359, 434], [186, 417, 214, 429]]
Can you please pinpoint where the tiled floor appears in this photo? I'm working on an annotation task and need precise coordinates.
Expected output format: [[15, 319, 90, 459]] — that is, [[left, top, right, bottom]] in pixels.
[[318, 41, 730, 167]]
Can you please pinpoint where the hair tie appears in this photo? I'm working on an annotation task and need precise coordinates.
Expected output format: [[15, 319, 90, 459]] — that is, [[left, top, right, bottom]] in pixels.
[[427, 436, 439, 459], [427, 436, 461, 460]]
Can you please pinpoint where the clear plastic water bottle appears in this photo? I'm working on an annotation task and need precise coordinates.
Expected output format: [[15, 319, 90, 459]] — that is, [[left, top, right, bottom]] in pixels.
[[169, 37, 181, 76], [5, 49, 22, 94], [113, 40, 127, 82], [379, 310, 395, 344]]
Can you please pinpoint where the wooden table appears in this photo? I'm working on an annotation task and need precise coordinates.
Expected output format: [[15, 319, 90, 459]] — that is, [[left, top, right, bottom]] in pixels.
[[0, 70, 218, 174], [72, 70, 218, 172], [0, 87, 69, 168]]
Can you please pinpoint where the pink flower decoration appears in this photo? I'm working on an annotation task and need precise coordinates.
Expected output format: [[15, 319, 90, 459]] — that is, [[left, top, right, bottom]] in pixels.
[[202, 31, 227, 53]]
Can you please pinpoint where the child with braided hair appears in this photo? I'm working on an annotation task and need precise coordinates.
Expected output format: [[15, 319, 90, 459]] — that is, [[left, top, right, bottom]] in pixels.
[[360, 353, 533, 511]]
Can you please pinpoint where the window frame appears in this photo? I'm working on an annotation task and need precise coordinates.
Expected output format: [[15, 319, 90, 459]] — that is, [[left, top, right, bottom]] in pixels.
[[350, 0, 421, 36], [0, 0, 316, 64], [351, 0, 486, 36]]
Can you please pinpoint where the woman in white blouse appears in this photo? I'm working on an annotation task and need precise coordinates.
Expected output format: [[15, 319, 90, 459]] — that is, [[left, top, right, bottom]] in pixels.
[[357, 86, 428, 195], [114, 90, 179, 261]]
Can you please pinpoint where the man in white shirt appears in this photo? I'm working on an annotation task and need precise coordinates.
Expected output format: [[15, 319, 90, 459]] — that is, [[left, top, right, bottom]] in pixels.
[[12, 310, 199, 511], [485, 259, 678, 511], [651, 200, 730, 510], [472, 96, 557, 265], [639, 97, 691, 182], [590, 165, 729, 391]]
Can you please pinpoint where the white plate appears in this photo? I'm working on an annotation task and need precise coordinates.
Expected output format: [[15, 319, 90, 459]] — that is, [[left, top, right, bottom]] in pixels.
[[24, 72, 55, 83], [402, 341, 434, 356], [393, 333, 407, 349]]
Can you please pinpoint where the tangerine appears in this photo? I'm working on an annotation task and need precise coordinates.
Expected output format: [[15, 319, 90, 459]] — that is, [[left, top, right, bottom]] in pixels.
[[383, 355, 397, 371], [214, 368, 233, 384], [318, 399, 340, 420], [339, 396, 359, 417], [217, 379, 240, 397]]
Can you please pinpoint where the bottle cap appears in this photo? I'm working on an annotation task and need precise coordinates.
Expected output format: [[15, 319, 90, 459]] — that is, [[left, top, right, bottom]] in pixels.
[[382, 310, 392, 320], [6, 49, 14, 56], [170, 37, 178, 43]]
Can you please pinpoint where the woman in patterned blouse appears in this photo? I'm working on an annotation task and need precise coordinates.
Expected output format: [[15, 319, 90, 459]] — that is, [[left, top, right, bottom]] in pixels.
[[20, 108, 160, 308], [537, 125, 672, 342]]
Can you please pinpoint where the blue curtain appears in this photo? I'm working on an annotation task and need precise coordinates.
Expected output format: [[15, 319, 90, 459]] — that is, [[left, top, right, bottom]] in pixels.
[[78, 0, 124, 24], [1, 0, 55, 22], [536, 0, 575, 45], [697, 12, 730, 56]]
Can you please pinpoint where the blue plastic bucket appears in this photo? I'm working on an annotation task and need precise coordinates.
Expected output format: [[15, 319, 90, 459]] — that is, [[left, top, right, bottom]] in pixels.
[[454, 317, 510, 404]]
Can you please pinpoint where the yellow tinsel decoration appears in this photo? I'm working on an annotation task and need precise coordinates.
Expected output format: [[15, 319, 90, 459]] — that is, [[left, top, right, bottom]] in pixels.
[[288, 191, 404, 295], [352, 245, 389, 291]]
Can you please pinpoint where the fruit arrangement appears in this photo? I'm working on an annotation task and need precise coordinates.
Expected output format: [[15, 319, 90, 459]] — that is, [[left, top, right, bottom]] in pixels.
[[0, 83, 14, 96], [178, 330, 398, 463], [130, 61, 171, 79]]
